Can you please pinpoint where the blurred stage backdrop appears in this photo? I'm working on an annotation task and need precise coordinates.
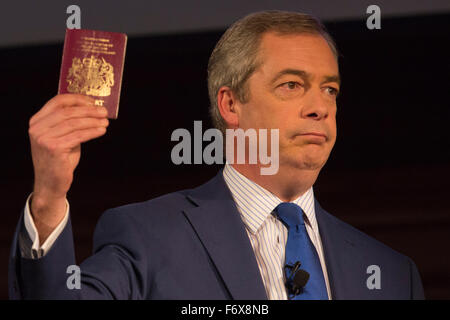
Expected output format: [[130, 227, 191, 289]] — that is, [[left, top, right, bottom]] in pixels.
[[0, 1, 449, 299]]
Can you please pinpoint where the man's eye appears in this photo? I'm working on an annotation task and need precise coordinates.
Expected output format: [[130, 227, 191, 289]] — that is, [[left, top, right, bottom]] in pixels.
[[326, 87, 339, 96], [280, 81, 300, 90]]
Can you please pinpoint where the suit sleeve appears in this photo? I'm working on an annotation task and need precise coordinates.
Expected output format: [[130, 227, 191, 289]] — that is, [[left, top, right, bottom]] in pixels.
[[22, 193, 70, 259], [9, 208, 149, 299]]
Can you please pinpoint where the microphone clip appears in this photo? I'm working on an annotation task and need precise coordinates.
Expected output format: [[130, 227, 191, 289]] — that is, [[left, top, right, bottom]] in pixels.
[[285, 261, 310, 297]]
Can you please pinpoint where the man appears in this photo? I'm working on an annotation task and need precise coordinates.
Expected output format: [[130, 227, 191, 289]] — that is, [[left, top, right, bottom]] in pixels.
[[9, 10, 424, 299]]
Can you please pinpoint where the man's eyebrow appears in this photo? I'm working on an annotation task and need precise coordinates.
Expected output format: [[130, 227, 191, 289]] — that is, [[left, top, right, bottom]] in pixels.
[[270, 68, 341, 86], [270, 69, 310, 84], [322, 75, 341, 86]]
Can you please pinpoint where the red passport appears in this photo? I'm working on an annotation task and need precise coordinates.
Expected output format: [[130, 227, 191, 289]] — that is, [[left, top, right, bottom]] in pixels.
[[58, 29, 127, 119]]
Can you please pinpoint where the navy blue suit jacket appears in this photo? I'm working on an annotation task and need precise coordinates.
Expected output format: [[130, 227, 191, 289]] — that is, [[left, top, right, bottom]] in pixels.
[[9, 170, 424, 299]]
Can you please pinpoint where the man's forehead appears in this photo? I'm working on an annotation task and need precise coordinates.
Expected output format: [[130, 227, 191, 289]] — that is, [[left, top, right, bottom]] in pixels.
[[259, 31, 332, 51], [256, 32, 339, 80]]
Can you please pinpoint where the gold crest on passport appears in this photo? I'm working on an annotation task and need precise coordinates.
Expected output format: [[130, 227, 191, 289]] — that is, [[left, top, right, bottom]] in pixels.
[[67, 56, 114, 96], [58, 29, 127, 119]]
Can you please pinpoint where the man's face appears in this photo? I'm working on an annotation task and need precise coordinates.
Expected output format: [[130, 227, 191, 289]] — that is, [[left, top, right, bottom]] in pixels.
[[237, 32, 339, 172]]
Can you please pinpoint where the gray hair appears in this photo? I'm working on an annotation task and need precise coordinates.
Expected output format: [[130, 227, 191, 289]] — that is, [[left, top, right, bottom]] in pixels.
[[207, 10, 338, 134]]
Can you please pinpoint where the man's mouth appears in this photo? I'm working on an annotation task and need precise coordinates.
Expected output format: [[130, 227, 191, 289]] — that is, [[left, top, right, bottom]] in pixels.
[[294, 131, 327, 143]]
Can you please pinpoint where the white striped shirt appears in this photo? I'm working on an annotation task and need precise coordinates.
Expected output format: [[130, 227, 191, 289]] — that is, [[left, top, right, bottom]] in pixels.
[[223, 163, 331, 300]]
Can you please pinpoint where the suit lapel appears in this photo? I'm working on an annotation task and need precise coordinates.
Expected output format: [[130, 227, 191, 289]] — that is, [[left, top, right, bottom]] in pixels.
[[315, 200, 363, 299], [183, 171, 267, 300], [182, 172, 367, 300]]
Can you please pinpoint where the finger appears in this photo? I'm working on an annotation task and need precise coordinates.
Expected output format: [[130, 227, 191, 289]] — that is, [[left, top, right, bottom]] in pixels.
[[30, 94, 96, 126], [55, 127, 108, 150], [45, 117, 109, 139], [30, 105, 108, 137]]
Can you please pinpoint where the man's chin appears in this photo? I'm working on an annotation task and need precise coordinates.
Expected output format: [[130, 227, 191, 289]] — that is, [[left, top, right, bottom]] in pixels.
[[280, 154, 326, 171], [279, 144, 329, 168]]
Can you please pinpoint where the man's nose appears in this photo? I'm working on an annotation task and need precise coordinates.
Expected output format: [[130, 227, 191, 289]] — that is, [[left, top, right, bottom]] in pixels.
[[300, 88, 329, 120]]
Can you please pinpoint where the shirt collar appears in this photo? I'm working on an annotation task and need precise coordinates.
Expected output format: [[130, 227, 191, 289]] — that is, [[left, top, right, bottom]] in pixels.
[[223, 162, 317, 234]]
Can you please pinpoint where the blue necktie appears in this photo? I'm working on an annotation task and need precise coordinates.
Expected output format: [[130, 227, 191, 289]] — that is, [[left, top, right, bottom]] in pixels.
[[275, 202, 328, 300]]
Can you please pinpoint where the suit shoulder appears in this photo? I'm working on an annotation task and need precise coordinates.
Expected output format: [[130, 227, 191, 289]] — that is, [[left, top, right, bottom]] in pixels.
[[322, 208, 411, 263], [100, 189, 195, 223]]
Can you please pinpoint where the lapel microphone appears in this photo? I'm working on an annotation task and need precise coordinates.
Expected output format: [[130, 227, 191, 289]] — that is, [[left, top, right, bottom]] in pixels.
[[285, 261, 310, 296]]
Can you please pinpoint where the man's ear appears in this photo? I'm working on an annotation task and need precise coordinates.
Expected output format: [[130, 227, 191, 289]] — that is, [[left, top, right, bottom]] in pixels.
[[217, 86, 240, 129]]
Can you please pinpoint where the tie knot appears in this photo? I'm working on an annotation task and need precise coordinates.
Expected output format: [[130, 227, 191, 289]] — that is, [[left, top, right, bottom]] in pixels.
[[275, 202, 305, 228]]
